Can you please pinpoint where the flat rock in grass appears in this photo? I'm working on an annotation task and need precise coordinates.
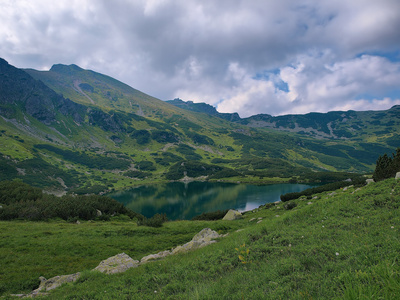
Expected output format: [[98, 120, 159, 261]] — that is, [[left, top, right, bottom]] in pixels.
[[23, 273, 81, 297], [222, 209, 242, 220], [93, 252, 139, 274]]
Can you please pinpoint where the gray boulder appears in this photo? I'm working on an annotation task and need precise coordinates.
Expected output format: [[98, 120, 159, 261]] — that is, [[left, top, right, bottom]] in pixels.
[[172, 228, 221, 255], [396, 172, 400, 180], [222, 209, 242, 220], [93, 253, 139, 274], [366, 179, 374, 185]]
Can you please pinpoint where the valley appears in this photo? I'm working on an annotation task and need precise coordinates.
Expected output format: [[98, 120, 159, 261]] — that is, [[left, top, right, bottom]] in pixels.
[[1, 58, 398, 195]]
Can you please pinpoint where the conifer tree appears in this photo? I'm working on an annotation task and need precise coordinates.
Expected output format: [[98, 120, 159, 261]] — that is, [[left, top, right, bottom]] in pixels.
[[373, 148, 400, 181]]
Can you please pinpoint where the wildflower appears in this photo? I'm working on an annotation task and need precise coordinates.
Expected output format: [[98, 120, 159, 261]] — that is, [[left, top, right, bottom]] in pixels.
[[335, 252, 339, 256], [391, 226, 394, 229]]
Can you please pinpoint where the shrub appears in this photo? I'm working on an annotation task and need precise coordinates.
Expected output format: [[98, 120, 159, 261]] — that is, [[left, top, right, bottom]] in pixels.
[[284, 202, 297, 210], [280, 181, 352, 202], [137, 161, 156, 171], [137, 213, 168, 227], [131, 129, 151, 145], [191, 210, 229, 221]]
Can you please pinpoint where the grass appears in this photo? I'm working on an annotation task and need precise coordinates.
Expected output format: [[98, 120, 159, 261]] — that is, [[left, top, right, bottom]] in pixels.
[[1, 179, 399, 298]]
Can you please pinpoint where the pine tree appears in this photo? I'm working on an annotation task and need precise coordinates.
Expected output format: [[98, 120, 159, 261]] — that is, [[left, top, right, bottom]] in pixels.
[[373, 148, 400, 181], [373, 154, 392, 181]]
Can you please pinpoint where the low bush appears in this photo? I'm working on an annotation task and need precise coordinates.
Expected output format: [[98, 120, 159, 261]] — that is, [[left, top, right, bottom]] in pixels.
[[137, 213, 168, 227], [191, 209, 229, 221], [284, 202, 297, 210]]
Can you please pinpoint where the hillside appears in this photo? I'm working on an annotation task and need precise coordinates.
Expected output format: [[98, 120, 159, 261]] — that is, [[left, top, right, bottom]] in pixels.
[[0, 58, 399, 194], [1, 178, 399, 298]]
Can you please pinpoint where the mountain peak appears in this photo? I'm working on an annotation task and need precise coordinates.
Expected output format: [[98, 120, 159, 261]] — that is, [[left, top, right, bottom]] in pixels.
[[50, 63, 83, 74]]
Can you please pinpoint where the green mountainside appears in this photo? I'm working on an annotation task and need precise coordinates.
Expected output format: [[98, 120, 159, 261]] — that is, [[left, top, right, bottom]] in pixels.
[[0, 57, 399, 193]]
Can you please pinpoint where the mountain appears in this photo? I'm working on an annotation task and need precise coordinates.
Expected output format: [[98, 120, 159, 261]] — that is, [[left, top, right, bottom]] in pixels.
[[1, 58, 398, 193], [167, 98, 400, 141]]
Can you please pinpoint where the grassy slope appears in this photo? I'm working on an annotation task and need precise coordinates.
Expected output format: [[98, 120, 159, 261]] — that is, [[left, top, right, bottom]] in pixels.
[[1, 178, 399, 298]]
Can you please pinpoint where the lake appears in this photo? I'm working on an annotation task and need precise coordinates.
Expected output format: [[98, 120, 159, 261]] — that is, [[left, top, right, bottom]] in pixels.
[[108, 181, 315, 220]]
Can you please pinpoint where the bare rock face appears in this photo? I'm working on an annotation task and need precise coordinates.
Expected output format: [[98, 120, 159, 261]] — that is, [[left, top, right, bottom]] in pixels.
[[222, 209, 242, 220], [93, 253, 139, 274]]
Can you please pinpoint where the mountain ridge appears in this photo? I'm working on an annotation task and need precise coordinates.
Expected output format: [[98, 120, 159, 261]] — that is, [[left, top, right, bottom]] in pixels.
[[167, 97, 400, 140]]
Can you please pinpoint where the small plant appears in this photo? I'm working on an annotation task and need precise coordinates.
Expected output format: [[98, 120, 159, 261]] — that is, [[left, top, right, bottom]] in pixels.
[[284, 202, 297, 210], [235, 243, 251, 264]]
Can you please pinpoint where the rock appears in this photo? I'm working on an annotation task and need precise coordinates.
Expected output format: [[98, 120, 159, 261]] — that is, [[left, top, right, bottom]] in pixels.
[[141, 250, 171, 264], [30, 273, 81, 296], [307, 202, 313, 205], [396, 172, 400, 179], [366, 179, 374, 185], [96, 209, 102, 217], [257, 220, 262, 224], [222, 209, 242, 220], [172, 228, 221, 255], [343, 185, 353, 191], [249, 218, 256, 222], [93, 253, 139, 274]]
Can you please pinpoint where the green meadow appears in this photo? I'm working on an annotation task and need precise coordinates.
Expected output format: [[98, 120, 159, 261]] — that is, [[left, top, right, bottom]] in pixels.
[[1, 178, 399, 299]]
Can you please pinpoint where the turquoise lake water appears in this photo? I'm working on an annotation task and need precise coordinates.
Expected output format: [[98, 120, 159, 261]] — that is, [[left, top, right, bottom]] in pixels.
[[108, 181, 315, 220]]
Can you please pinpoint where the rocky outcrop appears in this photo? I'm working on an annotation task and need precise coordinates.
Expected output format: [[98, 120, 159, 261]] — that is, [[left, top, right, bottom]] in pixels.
[[222, 209, 242, 220], [93, 252, 139, 274]]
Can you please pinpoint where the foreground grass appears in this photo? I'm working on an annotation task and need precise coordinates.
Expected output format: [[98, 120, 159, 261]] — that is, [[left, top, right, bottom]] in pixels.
[[1, 179, 400, 299], [0, 218, 243, 296]]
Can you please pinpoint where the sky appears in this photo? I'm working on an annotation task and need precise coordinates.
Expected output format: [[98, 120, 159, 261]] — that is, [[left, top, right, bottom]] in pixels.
[[1, 0, 400, 117]]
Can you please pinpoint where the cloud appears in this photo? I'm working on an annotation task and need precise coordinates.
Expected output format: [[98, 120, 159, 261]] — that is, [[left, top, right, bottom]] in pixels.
[[1, 0, 400, 116], [215, 52, 400, 117]]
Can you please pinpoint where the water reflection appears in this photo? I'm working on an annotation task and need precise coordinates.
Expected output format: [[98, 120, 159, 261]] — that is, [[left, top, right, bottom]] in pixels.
[[108, 182, 314, 220]]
